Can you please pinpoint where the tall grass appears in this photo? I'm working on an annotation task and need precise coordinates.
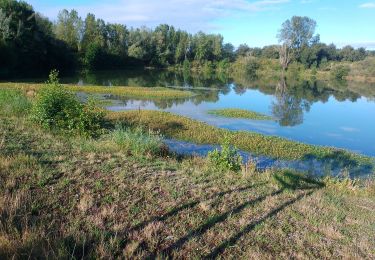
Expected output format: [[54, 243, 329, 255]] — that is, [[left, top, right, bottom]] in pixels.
[[110, 125, 165, 156], [0, 89, 31, 116]]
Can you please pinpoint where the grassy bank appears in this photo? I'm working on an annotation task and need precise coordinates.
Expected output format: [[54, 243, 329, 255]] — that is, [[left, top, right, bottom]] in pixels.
[[208, 108, 274, 121], [1, 114, 375, 258], [0, 82, 193, 100], [1, 88, 375, 258], [107, 110, 374, 166]]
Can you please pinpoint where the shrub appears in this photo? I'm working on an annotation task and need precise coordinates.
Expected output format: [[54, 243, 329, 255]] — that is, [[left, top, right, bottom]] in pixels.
[[31, 70, 105, 137], [110, 125, 165, 157], [0, 89, 31, 116], [331, 65, 350, 81], [208, 135, 242, 172]]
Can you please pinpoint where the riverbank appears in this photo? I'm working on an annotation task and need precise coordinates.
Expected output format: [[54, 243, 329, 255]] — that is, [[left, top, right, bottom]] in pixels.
[[1, 113, 374, 258], [1, 87, 375, 258], [0, 82, 193, 100]]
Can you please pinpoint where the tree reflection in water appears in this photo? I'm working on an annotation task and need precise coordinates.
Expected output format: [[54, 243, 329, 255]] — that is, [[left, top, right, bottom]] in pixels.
[[272, 77, 311, 127]]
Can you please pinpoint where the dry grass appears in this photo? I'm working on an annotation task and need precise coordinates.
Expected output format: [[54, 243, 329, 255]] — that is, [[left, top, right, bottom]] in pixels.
[[0, 115, 374, 259]]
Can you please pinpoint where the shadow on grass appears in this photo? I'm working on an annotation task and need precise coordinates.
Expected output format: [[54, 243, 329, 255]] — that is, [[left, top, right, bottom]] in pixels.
[[129, 182, 266, 233], [148, 171, 324, 259], [205, 190, 315, 259]]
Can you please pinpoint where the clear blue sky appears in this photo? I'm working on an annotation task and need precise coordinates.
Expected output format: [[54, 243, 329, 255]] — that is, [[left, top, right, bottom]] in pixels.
[[28, 0, 375, 49]]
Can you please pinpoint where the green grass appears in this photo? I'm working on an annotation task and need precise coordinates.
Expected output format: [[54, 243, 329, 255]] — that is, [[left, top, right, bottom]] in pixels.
[[0, 89, 31, 116], [109, 125, 166, 157], [0, 115, 374, 259], [208, 108, 273, 120], [0, 82, 193, 100], [107, 110, 374, 166], [1, 89, 374, 258]]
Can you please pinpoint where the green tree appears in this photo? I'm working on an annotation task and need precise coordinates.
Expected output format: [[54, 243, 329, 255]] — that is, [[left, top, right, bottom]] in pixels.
[[277, 16, 318, 62], [54, 9, 83, 51]]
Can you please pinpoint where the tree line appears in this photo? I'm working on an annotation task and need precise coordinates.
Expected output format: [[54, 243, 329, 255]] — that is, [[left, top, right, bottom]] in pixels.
[[0, 0, 373, 77]]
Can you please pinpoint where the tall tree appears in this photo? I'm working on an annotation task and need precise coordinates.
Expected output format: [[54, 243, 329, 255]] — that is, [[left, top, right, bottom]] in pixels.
[[54, 9, 83, 51], [277, 16, 318, 67]]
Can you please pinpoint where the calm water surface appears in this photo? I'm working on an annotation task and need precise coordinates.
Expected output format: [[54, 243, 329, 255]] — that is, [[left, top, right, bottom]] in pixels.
[[64, 70, 375, 157]]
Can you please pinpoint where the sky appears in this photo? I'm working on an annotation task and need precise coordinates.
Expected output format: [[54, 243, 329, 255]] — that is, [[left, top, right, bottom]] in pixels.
[[27, 0, 375, 49]]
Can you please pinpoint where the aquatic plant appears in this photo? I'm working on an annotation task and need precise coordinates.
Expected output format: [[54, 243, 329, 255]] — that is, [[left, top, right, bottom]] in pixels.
[[208, 108, 273, 120], [107, 110, 374, 166]]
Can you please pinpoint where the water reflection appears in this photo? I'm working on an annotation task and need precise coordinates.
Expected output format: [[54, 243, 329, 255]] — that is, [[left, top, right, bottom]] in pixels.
[[271, 77, 310, 127], [62, 69, 375, 156]]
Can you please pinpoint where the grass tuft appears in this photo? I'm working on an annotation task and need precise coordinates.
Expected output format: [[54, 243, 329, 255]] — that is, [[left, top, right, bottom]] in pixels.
[[109, 125, 166, 157]]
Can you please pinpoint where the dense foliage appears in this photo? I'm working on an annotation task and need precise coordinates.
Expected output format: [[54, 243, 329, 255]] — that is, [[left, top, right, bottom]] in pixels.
[[31, 70, 104, 137], [0, 0, 372, 77]]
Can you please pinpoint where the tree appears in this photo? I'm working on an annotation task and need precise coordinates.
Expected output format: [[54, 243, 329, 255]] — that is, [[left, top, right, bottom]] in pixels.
[[0, 0, 76, 74], [54, 9, 83, 51], [279, 44, 292, 71], [277, 16, 318, 65], [236, 44, 250, 57], [278, 16, 317, 51]]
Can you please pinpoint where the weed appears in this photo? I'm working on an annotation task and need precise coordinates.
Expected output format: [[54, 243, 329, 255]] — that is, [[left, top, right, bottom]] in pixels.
[[208, 135, 242, 172]]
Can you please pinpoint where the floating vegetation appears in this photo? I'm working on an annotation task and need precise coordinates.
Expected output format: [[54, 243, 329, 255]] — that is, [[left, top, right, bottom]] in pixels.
[[107, 110, 374, 167], [208, 108, 273, 120]]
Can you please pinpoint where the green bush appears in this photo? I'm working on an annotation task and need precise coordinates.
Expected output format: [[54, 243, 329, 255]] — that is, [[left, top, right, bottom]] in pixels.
[[31, 70, 105, 137], [110, 125, 165, 156], [208, 135, 243, 172], [0, 89, 31, 116], [331, 65, 350, 80]]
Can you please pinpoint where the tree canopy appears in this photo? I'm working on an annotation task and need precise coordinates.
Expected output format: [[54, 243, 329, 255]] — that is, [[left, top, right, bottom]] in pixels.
[[0, 0, 370, 77]]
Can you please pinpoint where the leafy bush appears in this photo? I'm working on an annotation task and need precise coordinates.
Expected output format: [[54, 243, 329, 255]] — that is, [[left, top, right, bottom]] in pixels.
[[208, 135, 243, 172], [0, 89, 31, 116], [31, 70, 105, 137], [331, 65, 350, 80], [110, 125, 165, 156]]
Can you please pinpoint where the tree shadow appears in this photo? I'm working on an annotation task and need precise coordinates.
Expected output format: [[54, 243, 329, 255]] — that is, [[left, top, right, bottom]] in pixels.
[[205, 190, 315, 259], [129, 182, 266, 234], [148, 172, 323, 258]]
